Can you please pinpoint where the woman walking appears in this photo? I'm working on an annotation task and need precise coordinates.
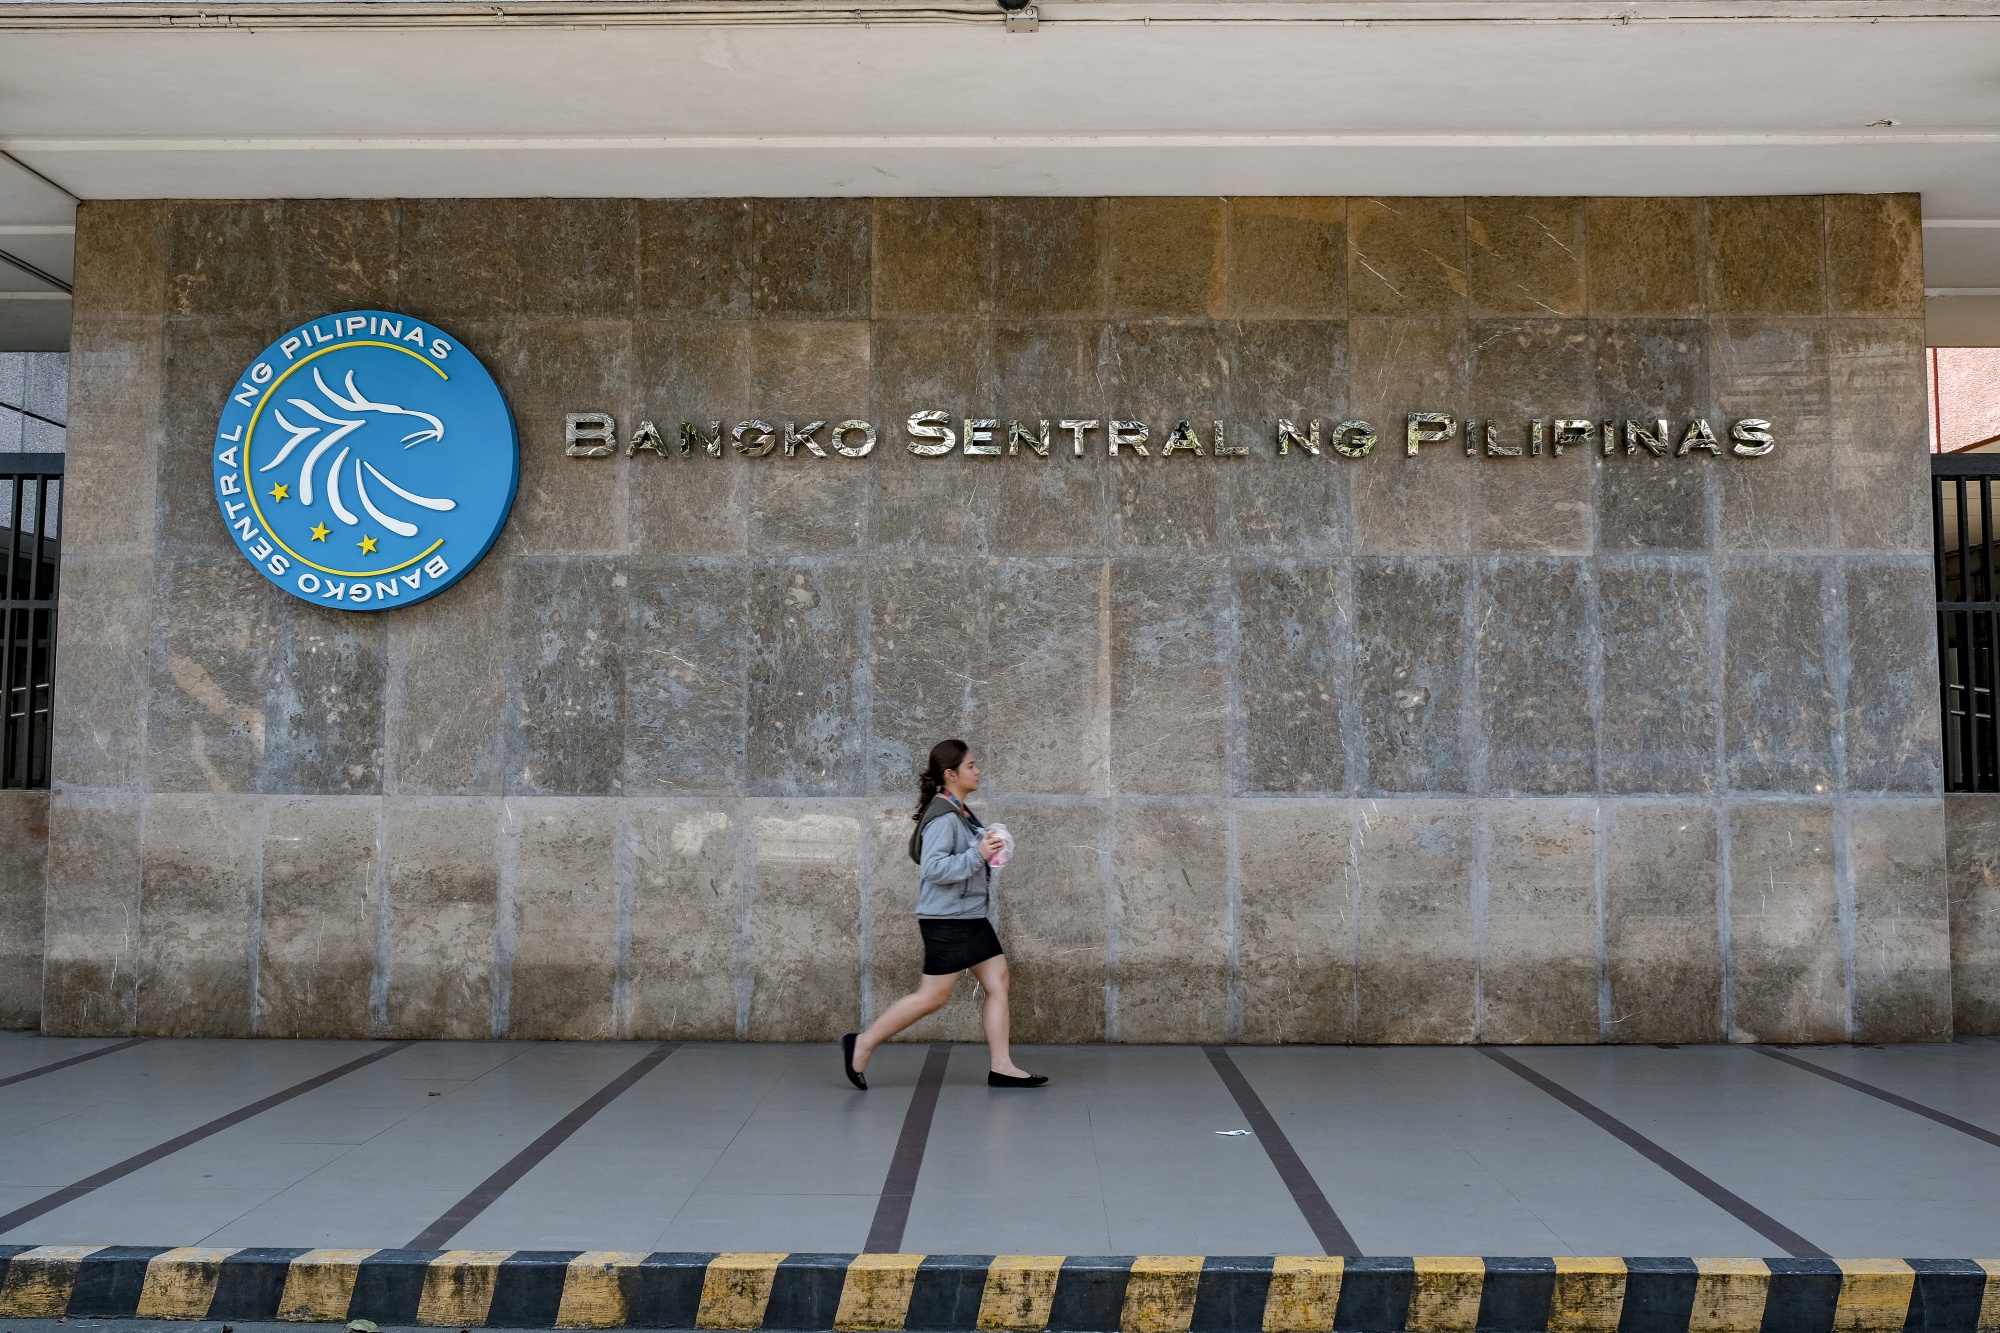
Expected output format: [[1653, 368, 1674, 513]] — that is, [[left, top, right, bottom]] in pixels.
[[841, 739, 1047, 1090]]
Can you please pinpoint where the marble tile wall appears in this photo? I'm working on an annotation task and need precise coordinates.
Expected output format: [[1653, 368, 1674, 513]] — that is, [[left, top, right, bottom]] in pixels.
[[32, 194, 1971, 1042]]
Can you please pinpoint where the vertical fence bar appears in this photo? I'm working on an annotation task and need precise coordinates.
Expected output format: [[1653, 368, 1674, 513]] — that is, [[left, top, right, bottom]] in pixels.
[[1936, 460, 2000, 793]]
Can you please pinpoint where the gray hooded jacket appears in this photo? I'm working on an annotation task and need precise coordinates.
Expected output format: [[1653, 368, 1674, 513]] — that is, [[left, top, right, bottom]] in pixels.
[[914, 796, 990, 919]]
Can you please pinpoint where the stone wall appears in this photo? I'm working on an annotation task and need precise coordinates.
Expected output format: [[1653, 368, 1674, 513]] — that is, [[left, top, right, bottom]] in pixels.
[[45, 194, 1960, 1042]]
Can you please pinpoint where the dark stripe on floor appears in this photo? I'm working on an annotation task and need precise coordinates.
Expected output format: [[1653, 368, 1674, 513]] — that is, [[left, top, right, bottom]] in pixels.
[[1618, 1257, 1700, 1333], [489, 1250, 583, 1327], [1047, 1257, 1132, 1333], [765, 1253, 850, 1330], [0, 1041, 413, 1238], [863, 1042, 951, 1254], [0, 1037, 149, 1089], [1202, 1046, 1360, 1257], [407, 1041, 681, 1249], [1331, 1256, 1413, 1332], [1753, 1046, 2000, 1150], [1477, 1047, 1829, 1259], [1477, 1257, 1556, 1332], [619, 1252, 713, 1329], [1904, 1259, 1991, 1333], [907, 1254, 993, 1332], [208, 1246, 312, 1320]]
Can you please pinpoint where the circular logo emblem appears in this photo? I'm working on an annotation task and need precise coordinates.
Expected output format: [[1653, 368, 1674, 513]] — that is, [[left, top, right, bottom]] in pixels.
[[211, 310, 518, 610]]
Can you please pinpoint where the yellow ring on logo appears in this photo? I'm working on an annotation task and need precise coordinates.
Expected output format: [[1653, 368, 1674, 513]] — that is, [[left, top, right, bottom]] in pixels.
[[242, 339, 451, 578]]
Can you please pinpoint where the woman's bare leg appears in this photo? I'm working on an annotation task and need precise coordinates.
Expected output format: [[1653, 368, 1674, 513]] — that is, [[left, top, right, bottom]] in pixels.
[[853, 972, 958, 1071], [969, 955, 1028, 1077]]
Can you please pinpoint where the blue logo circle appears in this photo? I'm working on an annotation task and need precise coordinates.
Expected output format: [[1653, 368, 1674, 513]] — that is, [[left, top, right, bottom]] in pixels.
[[211, 310, 518, 611]]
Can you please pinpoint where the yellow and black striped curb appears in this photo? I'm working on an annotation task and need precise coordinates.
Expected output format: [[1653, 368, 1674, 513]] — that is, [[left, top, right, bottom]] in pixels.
[[3, 1248, 1999, 1333]]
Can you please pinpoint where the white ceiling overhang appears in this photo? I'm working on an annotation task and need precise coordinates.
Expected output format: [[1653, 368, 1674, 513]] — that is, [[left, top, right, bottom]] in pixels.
[[3, 0, 1999, 346]]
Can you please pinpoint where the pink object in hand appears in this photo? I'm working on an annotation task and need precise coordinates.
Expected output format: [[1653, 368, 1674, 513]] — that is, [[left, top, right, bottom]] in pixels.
[[987, 822, 1015, 868]]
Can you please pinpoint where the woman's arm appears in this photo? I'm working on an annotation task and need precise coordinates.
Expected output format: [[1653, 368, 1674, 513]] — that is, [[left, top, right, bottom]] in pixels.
[[921, 815, 988, 883]]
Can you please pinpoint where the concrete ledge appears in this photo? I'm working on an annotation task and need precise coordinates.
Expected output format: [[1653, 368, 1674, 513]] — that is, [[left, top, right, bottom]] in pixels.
[[1, 1248, 1997, 1332]]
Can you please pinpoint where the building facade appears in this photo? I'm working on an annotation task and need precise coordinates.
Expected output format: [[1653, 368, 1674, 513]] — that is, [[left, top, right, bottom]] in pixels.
[[11, 191, 1984, 1045]]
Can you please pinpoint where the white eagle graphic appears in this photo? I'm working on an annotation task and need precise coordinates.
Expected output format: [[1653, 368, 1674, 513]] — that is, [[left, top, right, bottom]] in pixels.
[[259, 368, 457, 538]]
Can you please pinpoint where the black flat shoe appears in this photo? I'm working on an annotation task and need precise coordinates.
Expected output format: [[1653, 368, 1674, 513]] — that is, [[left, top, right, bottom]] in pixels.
[[841, 1033, 867, 1090], [988, 1071, 1048, 1088]]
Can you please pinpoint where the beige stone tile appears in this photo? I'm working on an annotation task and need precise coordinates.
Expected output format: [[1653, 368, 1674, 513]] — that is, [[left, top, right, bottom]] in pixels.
[[1712, 318, 1832, 550], [629, 801, 741, 1039], [748, 320, 872, 553], [1237, 559, 1345, 793], [994, 198, 1105, 318], [509, 559, 627, 796], [746, 800, 863, 1040], [258, 797, 378, 1038], [1946, 794, 2000, 1035], [489, 317, 633, 557], [1113, 802, 1228, 1042], [983, 561, 1104, 797], [514, 198, 638, 320], [753, 199, 870, 318], [1468, 198, 1585, 317], [1101, 322, 1228, 552], [874, 199, 990, 317], [146, 558, 280, 794], [869, 318, 992, 557], [0, 790, 48, 1028], [986, 798, 1108, 1042], [137, 793, 258, 1036], [1848, 800, 1950, 1042], [1354, 801, 1476, 1042], [281, 199, 400, 320], [72, 200, 167, 321], [1707, 196, 1826, 316], [51, 554, 153, 792], [1825, 193, 1924, 317], [1224, 321, 1349, 552], [868, 558, 986, 796], [640, 199, 754, 316], [745, 560, 867, 794], [1108, 558, 1227, 797], [1585, 198, 1702, 317], [984, 321, 1109, 556], [1477, 560, 1594, 795], [384, 798, 499, 1039], [1238, 801, 1355, 1043], [61, 315, 161, 557], [1348, 198, 1468, 317], [1722, 566, 1836, 794], [508, 799, 619, 1039], [1594, 319, 1710, 551], [1108, 198, 1223, 317], [1225, 198, 1346, 318], [1599, 564, 1716, 794], [1468, 319, 1593, 554], [626, 559, 749, 796], [1348, 317, 1473, 556], [1353, 558, 1468, 794], [1481, 801, 1599, 1044], [386, 555, 506, 795], [42, 795, 143, 1035], [629, 319, 752, 556], [1828, 318, 1929, 553], [1727, 801, 1844, 1042], [166, 202, 281, 323], [1844, 563, 1943, 793], [399, 200, 524, 321], [1605, 802, 1721, 1042]]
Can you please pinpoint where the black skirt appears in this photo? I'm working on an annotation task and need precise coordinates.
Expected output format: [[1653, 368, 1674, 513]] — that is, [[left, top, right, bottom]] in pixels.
[[918, 917, 1005, 975]]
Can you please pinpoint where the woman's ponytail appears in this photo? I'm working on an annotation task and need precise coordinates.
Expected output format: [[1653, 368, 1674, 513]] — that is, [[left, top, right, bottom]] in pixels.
[[914, 738, 970, 822]]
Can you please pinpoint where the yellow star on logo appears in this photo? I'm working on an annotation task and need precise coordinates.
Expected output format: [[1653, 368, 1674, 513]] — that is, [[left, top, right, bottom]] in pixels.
[[358, 534, 379, 555], [269, 483, 289, 502], [309, 523, 330, 542]]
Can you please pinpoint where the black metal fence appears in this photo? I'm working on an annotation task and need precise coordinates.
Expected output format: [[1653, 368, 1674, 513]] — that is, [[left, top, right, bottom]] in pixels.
[[0, 454, 62, 789], [1937, 453, 2000, 792]]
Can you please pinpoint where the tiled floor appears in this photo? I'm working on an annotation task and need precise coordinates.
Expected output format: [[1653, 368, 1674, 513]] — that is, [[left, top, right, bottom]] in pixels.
[[2, 1032, 1998, 1256]]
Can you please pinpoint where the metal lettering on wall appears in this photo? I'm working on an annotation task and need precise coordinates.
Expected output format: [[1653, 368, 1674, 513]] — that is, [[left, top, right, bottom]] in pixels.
[[566, 413, 1777, 461]]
